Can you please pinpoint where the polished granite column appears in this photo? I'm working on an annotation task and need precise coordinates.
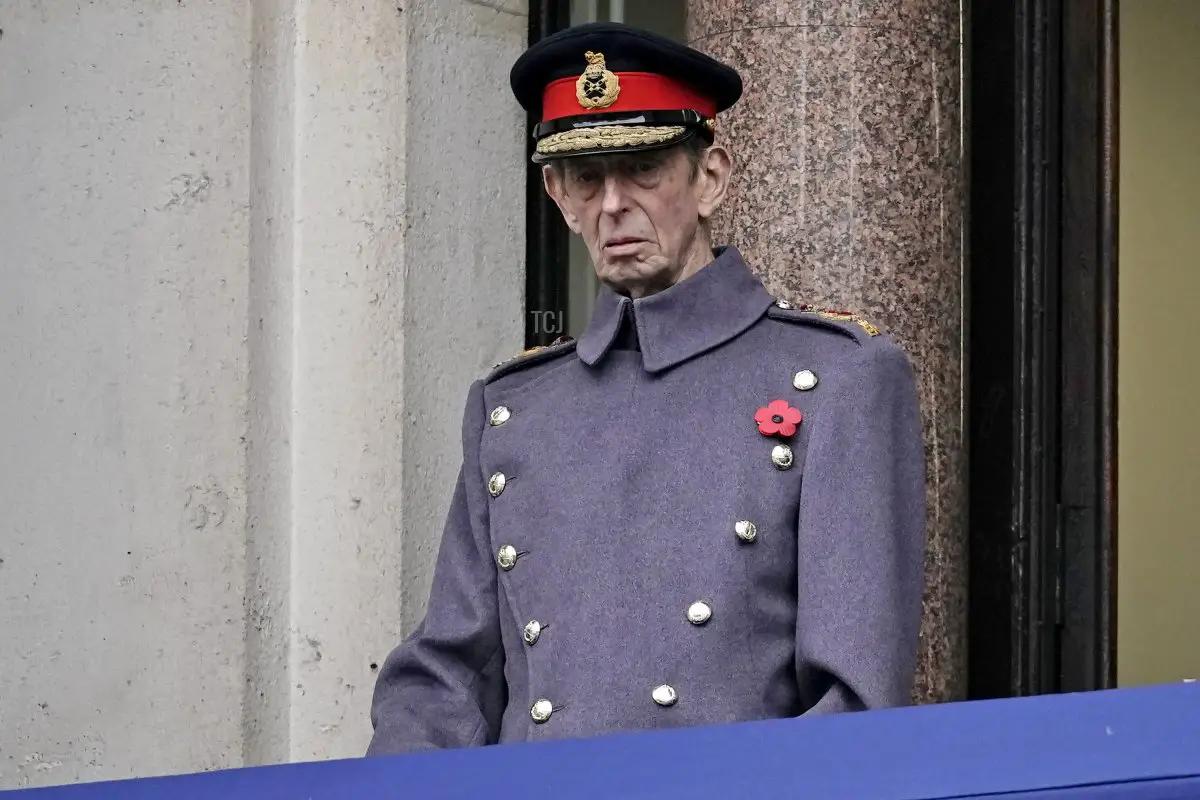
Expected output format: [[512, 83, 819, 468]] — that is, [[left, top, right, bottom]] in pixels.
[[687, 0, 965, 704]]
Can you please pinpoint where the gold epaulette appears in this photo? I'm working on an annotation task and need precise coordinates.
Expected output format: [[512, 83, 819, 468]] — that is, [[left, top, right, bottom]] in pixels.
[[486, 336, 577, 383], [767, 300, 883, 343]]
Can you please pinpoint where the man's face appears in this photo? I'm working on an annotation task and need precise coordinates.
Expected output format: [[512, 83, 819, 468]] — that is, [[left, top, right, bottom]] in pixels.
[[543, 143, 731, 298]]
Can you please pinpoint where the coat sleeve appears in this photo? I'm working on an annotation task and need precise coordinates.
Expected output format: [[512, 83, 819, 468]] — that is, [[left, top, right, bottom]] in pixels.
[[366, 379, 506, 755], [794, 341, 927, 715]]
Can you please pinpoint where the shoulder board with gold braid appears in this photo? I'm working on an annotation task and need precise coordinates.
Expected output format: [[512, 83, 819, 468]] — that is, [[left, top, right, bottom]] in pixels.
[[485, 335, 577, 383], [765, 300, 883, 345]]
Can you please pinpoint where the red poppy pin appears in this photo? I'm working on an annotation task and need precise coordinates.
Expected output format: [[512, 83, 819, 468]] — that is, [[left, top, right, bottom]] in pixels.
[[755, 399, 803, 438]]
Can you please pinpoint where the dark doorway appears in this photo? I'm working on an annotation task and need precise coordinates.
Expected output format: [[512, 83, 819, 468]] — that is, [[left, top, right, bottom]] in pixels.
[[524, 1, 574, 349], [966, 0, 1118, 699]]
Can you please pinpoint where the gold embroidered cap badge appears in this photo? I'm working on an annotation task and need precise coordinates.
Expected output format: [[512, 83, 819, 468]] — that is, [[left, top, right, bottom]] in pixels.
[[576, 51, 621, 110]]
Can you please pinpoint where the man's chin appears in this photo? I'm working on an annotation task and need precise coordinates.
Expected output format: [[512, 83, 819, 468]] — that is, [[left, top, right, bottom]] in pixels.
[[595, 259, 678, 298]]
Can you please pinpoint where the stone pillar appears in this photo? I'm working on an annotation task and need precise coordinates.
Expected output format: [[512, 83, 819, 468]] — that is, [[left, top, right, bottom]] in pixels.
[[686, 1, 966, 704], [245, 0, 527, 767]]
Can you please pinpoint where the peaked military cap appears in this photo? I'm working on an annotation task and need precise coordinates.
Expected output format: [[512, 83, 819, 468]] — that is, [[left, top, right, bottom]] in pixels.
[[510, 22, 743, 163]]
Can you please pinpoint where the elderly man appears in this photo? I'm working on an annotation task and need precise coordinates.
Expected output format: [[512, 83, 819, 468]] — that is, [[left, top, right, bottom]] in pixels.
[[367, 21, 927, 755]]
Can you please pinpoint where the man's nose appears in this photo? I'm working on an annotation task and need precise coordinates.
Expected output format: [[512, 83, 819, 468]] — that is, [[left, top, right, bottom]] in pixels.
[[600, 175, 629, 215]]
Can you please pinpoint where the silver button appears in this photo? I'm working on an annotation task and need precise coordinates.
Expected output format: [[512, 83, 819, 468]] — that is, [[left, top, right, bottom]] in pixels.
[[775, 300, 793, 310], [734, 520, 758, 543], [487, 472, 507, 497], [771, 444, 794, 470], [489, 406, 512, 426], [687, 601, 712, 625], [523, 620, 543, 646], [792, 370, 819, 391], [530, 699, 554, 723], [497, 545, 517, 571], [652, 685, 678, 707]]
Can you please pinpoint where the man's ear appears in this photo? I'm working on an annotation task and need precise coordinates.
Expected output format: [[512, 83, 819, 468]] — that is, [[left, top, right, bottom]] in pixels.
[[696, 144, 732, 221], [543, 164, 582, 235]]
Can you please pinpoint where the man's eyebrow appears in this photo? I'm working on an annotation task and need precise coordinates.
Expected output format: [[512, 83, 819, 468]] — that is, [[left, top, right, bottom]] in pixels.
[[632, 152, 668, 165], [566, 159, 603, 173]]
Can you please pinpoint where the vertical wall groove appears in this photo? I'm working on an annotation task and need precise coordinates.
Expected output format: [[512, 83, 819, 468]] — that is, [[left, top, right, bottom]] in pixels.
[[244, 0, 297, 766]]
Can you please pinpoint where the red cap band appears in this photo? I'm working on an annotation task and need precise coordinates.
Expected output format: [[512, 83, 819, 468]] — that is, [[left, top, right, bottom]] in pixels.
[[541, 72, 717, 122]]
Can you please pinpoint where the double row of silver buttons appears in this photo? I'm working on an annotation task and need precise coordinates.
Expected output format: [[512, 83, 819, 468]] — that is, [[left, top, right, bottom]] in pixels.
[[486, 398, 763, 724]]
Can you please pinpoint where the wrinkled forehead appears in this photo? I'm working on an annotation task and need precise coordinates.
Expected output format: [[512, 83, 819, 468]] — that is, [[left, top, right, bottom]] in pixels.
[[559, 149, 673, 175]]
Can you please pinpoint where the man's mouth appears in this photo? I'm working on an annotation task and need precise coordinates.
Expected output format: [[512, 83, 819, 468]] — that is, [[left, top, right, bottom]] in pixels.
[[603, 237, 646, 254]]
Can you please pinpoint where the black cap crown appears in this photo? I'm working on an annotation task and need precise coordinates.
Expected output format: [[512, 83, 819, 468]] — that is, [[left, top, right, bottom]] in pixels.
[[510, 22, 743, 162]]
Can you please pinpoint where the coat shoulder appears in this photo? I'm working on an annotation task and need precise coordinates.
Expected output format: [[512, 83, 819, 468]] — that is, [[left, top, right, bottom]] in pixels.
[[761, 301, 918, 415], [484, 337, 578, 385], [764, 301, 888, 349]]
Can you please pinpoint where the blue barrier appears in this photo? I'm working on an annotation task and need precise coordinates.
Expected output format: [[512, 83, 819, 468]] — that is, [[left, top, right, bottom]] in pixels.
[[6, 682, 1200, 799]]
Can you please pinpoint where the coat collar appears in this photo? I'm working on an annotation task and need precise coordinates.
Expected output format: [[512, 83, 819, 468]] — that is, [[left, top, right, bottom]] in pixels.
[[576, 246, 775, 373]]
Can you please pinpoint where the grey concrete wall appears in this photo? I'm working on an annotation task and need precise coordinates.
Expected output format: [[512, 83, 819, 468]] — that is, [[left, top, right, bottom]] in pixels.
[[0, 1, 254, 785], [0, 0, 527, 789]]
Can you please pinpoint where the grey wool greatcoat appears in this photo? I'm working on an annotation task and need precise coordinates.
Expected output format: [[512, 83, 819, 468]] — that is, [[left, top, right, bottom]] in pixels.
[[366, 245, 927, 755]]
